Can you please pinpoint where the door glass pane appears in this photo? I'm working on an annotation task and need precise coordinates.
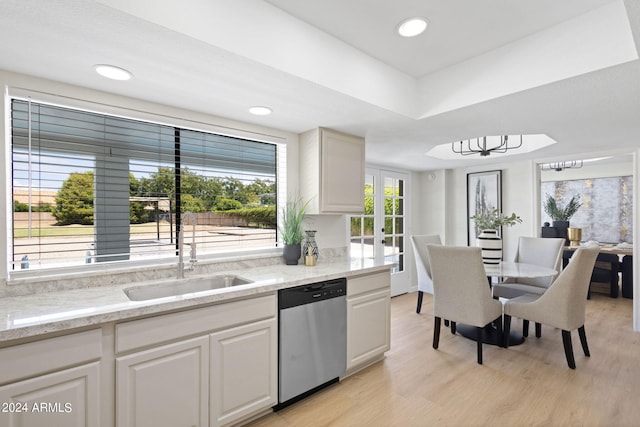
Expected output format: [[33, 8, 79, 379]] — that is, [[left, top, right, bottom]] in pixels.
[[350, 173, 376, 260], [365, 175, 375, 194], [350, 217, 362, 237], [363, 216, 374, 236], [365, 196, 374, 214], [384, 217, 393, 233]]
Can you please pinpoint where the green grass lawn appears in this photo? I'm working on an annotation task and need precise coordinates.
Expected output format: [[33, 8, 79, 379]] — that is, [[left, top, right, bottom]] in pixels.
[[13, 222, 171, 238]]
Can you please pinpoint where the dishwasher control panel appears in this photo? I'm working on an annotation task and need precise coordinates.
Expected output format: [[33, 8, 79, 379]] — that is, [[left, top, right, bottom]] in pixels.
[[278, 278, 346, 309]]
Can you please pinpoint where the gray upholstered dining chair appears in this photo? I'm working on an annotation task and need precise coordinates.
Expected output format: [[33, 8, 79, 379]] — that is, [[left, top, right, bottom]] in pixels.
[[493, 237, 565, 298], [410, 234, 442, 313], [426, 244, 503, 365], [503, 247, 599, 369], [492, 237, 565, 337]]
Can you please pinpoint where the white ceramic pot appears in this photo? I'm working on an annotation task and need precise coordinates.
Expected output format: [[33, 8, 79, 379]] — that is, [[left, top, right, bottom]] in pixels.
[[476, 229, 502, 265]]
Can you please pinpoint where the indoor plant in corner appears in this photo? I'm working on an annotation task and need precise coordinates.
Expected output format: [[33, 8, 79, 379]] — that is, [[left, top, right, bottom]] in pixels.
[[280, 196, 310, 265], [470, 208, 522, 265], [543, 194, 582, 244]]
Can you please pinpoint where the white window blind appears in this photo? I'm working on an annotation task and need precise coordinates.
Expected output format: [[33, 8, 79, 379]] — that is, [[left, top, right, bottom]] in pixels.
[[11, 99, 278, 271]]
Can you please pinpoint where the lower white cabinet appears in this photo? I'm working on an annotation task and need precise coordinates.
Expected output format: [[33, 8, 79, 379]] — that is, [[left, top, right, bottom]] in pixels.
[[114, 294, 278, 427], [116, 336, 209, 427], [210, 318, 277, 427], [346, 271, 391, 371], [0, 362, 101, 427], [0, 329, 103, 427]]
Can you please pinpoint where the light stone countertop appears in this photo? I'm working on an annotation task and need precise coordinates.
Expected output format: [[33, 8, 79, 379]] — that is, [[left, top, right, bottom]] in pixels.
[[0, 258, 393, 343]]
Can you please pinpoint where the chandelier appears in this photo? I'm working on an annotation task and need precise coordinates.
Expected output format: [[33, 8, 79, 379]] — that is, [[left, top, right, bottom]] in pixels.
[[540, 160, 583, 171], [451, 135, 523, 157]]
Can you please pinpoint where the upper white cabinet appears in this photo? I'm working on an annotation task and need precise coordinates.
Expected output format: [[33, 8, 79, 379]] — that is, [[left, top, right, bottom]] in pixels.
[[299, 128, 365, 214]]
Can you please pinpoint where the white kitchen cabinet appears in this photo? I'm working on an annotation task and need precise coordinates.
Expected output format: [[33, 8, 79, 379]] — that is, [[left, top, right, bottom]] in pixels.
[[116, 336, 209, 427], [114, 294, 277, 427], [299, 127, 365, 214], [0, 362, 101, 427], [0, 329, 103, 427], [210, 318, 277, 427], [346, 271, 391, 372]]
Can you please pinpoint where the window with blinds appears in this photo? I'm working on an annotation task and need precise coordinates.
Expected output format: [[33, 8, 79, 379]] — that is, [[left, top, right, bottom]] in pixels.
[[11, 99, 278, 271]]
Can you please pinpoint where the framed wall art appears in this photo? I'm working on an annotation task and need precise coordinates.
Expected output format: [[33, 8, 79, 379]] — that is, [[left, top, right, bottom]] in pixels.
[[467, 170, 502, 245]]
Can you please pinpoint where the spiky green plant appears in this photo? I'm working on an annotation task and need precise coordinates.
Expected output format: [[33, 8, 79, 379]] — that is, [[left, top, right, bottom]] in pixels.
[[543, 194, 582, 221], [279, 196, 311, 244]]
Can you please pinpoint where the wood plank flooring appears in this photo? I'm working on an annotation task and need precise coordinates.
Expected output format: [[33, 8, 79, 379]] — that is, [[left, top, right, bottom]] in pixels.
[[247, 291, 639, 427]]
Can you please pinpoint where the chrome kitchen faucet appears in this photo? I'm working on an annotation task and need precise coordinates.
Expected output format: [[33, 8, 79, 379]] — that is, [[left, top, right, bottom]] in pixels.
[[177, 211, 197, 279]]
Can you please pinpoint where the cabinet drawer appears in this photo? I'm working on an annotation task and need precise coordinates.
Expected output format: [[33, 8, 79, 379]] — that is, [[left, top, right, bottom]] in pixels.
[[347, 271, 390, 297], [115, 294, 277, 354], [0, 329, 102, 385]]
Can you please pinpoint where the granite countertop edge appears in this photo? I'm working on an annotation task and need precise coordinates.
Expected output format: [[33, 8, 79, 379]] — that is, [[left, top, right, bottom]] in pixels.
[[0, 260, 393, 343]]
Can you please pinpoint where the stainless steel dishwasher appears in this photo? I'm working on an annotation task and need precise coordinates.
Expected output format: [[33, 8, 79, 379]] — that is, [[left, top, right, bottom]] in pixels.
[[276, 278, 347, 409]]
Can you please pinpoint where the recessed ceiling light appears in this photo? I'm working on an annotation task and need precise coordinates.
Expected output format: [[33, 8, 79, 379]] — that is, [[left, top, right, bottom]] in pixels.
[[94, 64, 133, 81], [249, 106, 272, 116], [397, 17, 428, 37]]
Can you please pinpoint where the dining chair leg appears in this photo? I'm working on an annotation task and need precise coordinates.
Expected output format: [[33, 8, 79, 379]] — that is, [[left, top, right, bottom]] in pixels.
[[450, 321, 456, 335], [495, 316, 504, 347], [476, 327, 484, 365], [503, 315, 512, 349], [522, 319, 529, 337], [578, 325, 590, 357], [416, 291, 424, 313], [535, 322, 542, 338], [562, 330, 576, 369], [444, 319, 450, 327], [433, 317, 441, 349]]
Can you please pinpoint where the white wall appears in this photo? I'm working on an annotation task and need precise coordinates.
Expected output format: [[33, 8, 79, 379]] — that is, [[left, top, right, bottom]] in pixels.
[[442, 160, 537, 260]]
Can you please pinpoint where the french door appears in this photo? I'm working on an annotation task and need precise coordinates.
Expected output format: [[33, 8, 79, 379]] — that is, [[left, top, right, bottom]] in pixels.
[[350, 168, 409, 296]]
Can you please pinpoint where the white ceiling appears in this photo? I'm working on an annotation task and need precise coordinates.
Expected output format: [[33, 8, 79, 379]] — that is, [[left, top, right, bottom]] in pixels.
[[0, 0, 639, 171]]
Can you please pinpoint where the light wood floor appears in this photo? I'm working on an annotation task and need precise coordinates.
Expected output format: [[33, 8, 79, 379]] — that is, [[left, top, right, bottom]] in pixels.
[[247, 291, 639, 427]]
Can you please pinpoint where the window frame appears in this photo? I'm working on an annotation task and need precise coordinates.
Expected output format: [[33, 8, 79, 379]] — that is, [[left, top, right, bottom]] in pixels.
[[5, 90, 289, 281]]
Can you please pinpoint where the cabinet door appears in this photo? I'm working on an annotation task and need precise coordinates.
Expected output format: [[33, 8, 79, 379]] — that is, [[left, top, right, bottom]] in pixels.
[[320, 129, 365, 213], [210, 318, 277, 427], [0, 362, 100, 427], [116, 336, 209, 427], [346, 288, 391, 370]]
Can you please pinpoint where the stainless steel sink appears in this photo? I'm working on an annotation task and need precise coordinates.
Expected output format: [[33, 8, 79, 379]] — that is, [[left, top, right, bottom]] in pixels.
[[124, 275, 253, 301]]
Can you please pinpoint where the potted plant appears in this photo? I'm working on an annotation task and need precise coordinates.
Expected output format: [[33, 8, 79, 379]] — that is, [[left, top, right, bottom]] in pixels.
[[543, 194, 582, 243], [279, 196, 310, 265], [470, 208, 522, 265], [470, 208, 522, 232]]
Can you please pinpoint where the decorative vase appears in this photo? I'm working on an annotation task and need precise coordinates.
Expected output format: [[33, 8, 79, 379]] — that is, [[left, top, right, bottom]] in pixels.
[[283, 243, 301, 265], [303, 230, 319, 266], [476, 229, 502, 265], [567, 227, 582, 247]]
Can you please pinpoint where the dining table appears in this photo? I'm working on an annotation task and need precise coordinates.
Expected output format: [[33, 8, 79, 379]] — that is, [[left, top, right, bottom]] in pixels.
[[456, 261, 558, 346]]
